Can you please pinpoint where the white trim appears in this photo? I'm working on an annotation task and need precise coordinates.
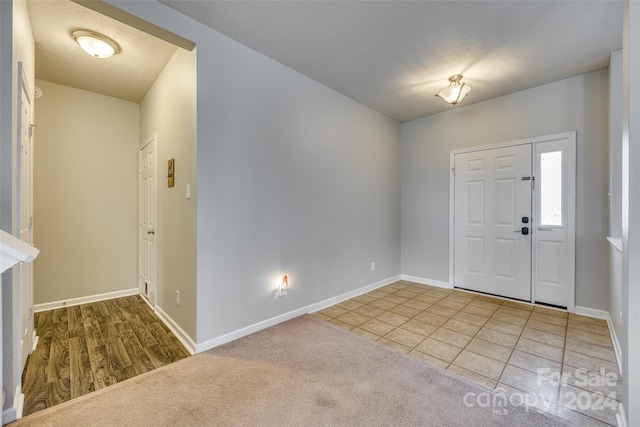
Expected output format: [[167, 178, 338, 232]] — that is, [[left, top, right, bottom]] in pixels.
[[2, 407, 17, 425], [15, 390, 23, 419], [573, 306, 624, 374], [574, 306, 608, 319], [450, 132, 576, 155], [0, 229, 39, 273], [449, 154, 456, 287], [2, 385, 22, 424], [400, 274, 452, 289], [33, 288, 138, 313], [154, 305, 196, 355], [617, 403, 628, 427], [140, 131, 157, 150], [606, 313, 624, 376], [195, 275, 401, 354]]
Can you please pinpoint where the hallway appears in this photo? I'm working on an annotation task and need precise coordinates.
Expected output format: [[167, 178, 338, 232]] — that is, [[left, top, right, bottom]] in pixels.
[[21, 295, 189, 415]]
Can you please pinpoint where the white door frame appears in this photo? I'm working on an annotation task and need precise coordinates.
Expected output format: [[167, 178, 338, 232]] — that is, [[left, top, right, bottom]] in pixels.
[[16, 61, 34, 410], [449, 131, 576, 311], [139, 134, 158, 308]]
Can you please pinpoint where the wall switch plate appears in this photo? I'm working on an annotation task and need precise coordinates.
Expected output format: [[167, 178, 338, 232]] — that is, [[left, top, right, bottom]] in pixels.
[[186, 183, 191, 199], [371, 262, 376, 271], [176, 290, 181, 306]]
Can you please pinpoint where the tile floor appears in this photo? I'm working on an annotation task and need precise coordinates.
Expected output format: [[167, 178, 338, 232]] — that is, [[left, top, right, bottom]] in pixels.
[[312, 281, 620, 427]]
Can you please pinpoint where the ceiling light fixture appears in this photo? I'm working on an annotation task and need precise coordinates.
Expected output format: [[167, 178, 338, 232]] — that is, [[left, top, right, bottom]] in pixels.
[[436, 74, 471, 105], [71, 30, 120, 59]]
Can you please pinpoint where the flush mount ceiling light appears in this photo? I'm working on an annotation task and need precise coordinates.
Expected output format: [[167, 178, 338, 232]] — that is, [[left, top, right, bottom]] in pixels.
[[436, 74, 471, 105], [71, 30, 120, 59]]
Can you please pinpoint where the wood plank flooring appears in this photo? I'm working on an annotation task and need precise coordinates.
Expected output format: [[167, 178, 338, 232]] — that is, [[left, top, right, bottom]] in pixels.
[[22, 295, 190, 416]]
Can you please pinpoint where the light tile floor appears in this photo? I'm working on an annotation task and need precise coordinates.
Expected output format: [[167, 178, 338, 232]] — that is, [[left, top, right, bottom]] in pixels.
[[312, 281, 620, 427]]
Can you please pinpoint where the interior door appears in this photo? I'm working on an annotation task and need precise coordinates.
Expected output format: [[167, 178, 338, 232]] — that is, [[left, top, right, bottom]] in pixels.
[[139, 137, 157, 307], [18, 63, 34, 371], [454, 144, 533, 301]]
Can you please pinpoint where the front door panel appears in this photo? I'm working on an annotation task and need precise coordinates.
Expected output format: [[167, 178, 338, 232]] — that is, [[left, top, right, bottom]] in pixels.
[[454, 144, 532, 300]]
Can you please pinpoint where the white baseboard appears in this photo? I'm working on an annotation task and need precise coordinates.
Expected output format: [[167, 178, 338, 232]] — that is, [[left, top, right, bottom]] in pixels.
[[34, 288, 139, 312], [15, 391, 23, 420], [400, 274, 452, 289], [2, 385, 22, 424], [606, 313, 623, 376], [574, 306, 609, 319], [195, 275, 401, 354], [154, 305, 196, 355], [574, 306, 623, 376], [2, 407, 16, 425]]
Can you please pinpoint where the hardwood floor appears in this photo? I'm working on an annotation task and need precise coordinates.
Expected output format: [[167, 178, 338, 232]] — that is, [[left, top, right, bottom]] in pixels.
[[22, 295, 190, 416]]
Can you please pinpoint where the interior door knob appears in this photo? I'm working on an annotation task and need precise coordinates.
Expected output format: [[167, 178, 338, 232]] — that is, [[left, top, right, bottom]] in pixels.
[[147, 229, 155, 235]]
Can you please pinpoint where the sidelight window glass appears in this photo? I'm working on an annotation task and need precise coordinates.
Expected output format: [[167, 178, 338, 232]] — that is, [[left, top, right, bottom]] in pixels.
[[540, 150, 563, 226]]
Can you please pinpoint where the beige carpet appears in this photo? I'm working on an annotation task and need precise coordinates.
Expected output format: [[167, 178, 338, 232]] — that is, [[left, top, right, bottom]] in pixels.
[[12, 316, 575, 426]]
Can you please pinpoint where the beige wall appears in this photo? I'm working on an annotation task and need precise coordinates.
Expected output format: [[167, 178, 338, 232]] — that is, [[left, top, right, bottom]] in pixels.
[[139, 48, 197, 340], [33, 79, 139, 304]]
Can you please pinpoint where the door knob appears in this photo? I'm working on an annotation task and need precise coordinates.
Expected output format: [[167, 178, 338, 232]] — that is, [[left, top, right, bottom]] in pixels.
[[147, 230, 155, 235], [514, 227, 529, 235]]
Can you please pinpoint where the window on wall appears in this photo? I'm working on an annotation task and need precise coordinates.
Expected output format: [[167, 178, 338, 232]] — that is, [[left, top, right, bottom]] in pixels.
[[539, 150, 563, 226]]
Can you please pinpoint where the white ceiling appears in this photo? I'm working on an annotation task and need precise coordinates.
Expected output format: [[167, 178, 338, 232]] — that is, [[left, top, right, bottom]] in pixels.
[[27, 0, 177, 103], [26, 1, 623, 121], [159, 0, 623, 122]]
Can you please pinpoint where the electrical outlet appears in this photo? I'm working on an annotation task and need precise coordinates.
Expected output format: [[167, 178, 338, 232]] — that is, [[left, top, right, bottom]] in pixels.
[[371, 262, 376, 272], [176, 290, 181, 307]]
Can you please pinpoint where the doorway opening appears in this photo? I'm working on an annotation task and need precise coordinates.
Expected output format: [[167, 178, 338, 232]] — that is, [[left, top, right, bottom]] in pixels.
[[19, 0, 197, 418]]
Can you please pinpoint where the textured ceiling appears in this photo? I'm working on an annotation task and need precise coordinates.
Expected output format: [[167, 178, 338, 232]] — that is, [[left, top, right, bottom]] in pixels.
[[27, 0, 178, 103], [160, 0, 623, 122]]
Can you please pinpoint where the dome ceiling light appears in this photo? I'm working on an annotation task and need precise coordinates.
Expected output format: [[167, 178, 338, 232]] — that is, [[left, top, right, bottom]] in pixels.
[[71, 30, 120, 59]]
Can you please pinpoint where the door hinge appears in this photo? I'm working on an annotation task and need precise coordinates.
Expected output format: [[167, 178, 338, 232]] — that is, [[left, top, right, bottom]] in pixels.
[[29, 124, 36, 138], [451, 167, 455, 176], [532, 176, 536, 190], [29, 216, 33, 229]]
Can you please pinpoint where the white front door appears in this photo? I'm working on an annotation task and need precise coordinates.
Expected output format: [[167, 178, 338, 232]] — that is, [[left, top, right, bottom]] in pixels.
[[454, 144, 533, 301], [18, 63, 34, 371], [533, 136, 576, 308], [139, 137, 157, 307], [452, 133, 576, 309]]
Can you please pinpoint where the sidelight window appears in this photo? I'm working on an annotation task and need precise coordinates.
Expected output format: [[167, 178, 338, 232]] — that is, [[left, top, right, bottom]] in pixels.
[[539, 150, 563, 226]]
